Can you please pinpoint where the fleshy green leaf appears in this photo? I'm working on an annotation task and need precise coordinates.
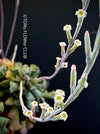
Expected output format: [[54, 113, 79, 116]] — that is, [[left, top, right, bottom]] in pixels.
[[5, 96, 14, 106], [0, 116, 10, 128], [30, 64, 40, 78], [9, 81, 18, 93], [0, 102, 4, 113], [24, 90, 35, 109], [0, 80, 9, 88], [0, 126, 9, 134], [6, 70, 16, 81], [8, 107, 21, 131]]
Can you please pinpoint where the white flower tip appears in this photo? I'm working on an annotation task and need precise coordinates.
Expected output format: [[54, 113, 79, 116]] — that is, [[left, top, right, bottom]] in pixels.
[[84, 81, 88, 88], [74, 39, 82, 47], [60, 111, 68, 121], [26, 110, 32, 117], [39, 102, 49, 109], [85, 30, 89, 36], [71, 64, 76, 70], [55, 89, 65, 96], [59, 42, 67, 47], [31, 101, 38, 107], [47, 107, 54, 113], [61, 62, 68, 68], [54, 94, 64, 103], [56, 57, 62, 61], [75, 9, 87, 18], [63, 24, 72, 31]]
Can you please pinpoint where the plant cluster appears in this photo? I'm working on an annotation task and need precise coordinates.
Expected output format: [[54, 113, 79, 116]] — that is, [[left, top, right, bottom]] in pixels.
[[0, 0, 100, 134]]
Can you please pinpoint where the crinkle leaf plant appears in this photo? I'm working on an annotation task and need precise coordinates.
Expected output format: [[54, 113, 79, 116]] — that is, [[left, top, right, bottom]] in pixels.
[[0, 0, 100, 134]]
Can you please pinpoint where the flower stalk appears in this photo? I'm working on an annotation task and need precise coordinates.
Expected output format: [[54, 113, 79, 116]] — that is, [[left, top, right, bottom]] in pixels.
[[39, 1, 90, 81], [5, 0, 19, 57]]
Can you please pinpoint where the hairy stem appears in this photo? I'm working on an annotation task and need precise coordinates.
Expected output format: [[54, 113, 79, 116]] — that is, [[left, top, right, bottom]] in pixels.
[[39, 2, 90, 80], [19, 81, 28, 111], [83, 25, 100, 75], [45, 25, 100, 122]]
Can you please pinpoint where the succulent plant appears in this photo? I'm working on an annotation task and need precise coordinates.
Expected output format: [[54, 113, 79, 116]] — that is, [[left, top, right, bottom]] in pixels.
[[0, 0, 100, 134], [0, 58, 55, 134]]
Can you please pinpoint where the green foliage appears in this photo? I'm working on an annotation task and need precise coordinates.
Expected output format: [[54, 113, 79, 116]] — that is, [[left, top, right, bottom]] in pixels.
[[0, 116, 10, 134], [0, 59, 54, 134], [0, 102, 4, 113]]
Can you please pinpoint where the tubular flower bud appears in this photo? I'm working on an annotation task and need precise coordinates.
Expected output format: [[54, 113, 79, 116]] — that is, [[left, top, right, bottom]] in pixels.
[[74, 39, 82, 47], [63, 24, 72, 43], [44, 107, 54, 118], [55, 57, 61, 68], [70, 39, 81, 54], [75, 9, 87, 25], [31, 101, 38, 113], [31, 101, 38, 107], [39, 102, 49, 118], [60, 111, 68, 121], [59, 42, 67, 47], [84, 31, 92, 63], [63, 24, 72, 31], [59, 42, 67, 57], [70, 65, 77, 93], [53, 111, 68, 121]]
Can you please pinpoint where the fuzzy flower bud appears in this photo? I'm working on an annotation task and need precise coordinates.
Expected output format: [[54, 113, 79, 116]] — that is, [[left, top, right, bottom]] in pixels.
[[53, 111, 68, 121], [54, 94, 65, 109], [31, 101, 38, 113], [59, 42, 67, 57], [63, 24, 72, 43], [84, 31, 92, 63], [70, 39, 81, 54], [55, 57, 61, 68], [70, 64, 77, 93], [39, 102, 49, 118], [74, 39, 82, 47]]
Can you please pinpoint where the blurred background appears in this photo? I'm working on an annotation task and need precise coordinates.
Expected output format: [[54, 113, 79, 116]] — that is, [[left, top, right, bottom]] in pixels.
[[2, 0, 100, 134]]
